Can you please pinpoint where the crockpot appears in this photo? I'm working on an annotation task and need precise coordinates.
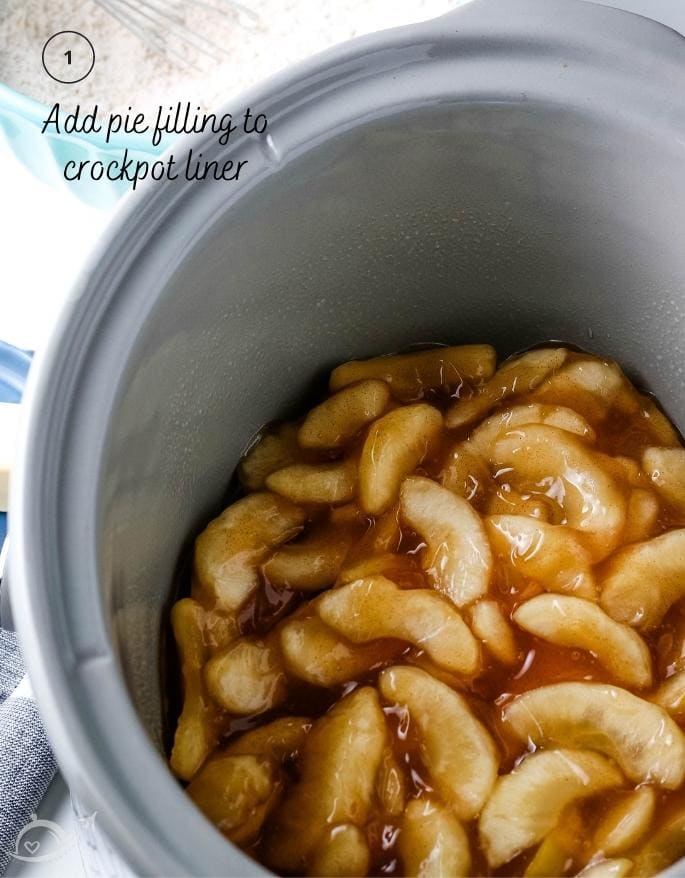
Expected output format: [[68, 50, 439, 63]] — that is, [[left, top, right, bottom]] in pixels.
[[11, 0, 685, 874]]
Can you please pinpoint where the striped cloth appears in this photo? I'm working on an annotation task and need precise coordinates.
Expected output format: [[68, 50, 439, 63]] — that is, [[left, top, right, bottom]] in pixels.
[[0, 629, 57, 874]]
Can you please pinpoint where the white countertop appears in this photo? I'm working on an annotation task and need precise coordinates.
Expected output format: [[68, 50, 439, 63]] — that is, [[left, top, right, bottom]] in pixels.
[[0, 141, 108, 353]]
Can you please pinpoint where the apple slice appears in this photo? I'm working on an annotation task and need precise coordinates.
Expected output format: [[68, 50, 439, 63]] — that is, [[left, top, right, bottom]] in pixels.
[[306, 824, 370, 878], [441, 441, 493, 505], [336, 552, 421, 587], [318, 576, 481, 675], [653, 670, 685, 719], [468, 600, 518, 666], [577, 859, 633, 878], [468, 402, 595, 459], [264, 687, 386, 872], [266, 459, 358, 505], [399, 798, 471, 878], [330, 345, 496, 401], [400, 476, 492, 607], [524, 805, 583, 877], [193, 491, 306, 612], [600, 528, 685, 630], [204, 635, 286, 716], [491, 424, 626, 558], [379, 666, 499, 820], [446, 348, 569, 429], [532, 359, 638, 423], [226, 716, 311, 763], [299, 379, 391, 449], [486, 515, 598, 600], [359, 404, 443, 515], [262, 517, 359, 591], [621, 489, 660, 546], [642, 447, 685, 515], [376, 746, 406, 817], [486, 487, 554, 521], [512, 594, 653, 688], [186, 753, 281, 845], [631, 806, 685, 877], [169, 598, 220, 781], [238, 422, 301, 490], [638, 396, 681, 447], [279, 614, 400, 687], [502, 682, 685, 788], [479, 749, 624, 867], [592, 787, 655, 857]]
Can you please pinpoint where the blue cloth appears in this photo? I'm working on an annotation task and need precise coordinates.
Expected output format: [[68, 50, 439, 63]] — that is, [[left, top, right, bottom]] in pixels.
[[0, 342, 31, 545], [0, 630, 22, 704], [0, 696, 57, 867], [0, 345, 56, 874], [0, 662, 57, 873]]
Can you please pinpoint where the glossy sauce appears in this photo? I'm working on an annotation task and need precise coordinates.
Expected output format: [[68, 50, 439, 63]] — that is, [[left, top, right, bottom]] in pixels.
[[168, 346, 685, 877]]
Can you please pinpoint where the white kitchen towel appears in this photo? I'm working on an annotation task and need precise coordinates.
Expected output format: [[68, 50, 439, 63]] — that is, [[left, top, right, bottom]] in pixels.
[[0, 630, 57, 874]]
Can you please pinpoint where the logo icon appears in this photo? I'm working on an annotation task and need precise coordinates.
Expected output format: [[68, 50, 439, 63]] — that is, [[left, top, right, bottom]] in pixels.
[[6, 811, 96, 863]]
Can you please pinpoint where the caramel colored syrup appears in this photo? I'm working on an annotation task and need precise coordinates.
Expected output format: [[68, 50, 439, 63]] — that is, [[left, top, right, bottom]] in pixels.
[[167, 346, 685, 877]]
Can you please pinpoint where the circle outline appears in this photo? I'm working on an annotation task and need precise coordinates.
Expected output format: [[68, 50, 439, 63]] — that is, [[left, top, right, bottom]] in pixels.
[[41, 31, 95, 84]]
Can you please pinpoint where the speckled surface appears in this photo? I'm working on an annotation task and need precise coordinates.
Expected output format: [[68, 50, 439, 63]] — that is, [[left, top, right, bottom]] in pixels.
[[0, 0, 452, 114]]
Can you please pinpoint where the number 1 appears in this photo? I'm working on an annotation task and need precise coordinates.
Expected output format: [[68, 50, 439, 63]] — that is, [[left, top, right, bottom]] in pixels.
[[64, 49, 72, 64]]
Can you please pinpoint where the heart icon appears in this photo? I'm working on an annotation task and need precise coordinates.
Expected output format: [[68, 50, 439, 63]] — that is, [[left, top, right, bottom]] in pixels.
[[23, 840, 40, 855]]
